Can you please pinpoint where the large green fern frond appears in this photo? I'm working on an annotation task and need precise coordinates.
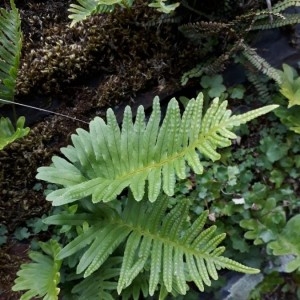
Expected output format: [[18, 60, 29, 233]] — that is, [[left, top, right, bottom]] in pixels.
[[37, 93, 278, 204], [0, 0, 22, 102], [45, 195, 259, 297]]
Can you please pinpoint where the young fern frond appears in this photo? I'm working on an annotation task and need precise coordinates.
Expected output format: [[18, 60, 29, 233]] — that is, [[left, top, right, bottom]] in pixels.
[[45, 195, 259, 297], [37, 92, 278, 204], [0, 0, 22, 102], [181, 63, 204, 85], [0, 116, 30, 150], [241, 42, 282, 84], [12, 240, 62, 300]]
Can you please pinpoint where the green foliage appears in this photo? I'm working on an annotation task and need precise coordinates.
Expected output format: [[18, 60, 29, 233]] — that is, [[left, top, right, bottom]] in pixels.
[[0, 116, 30, 150], [0, 0, 22, 102], [269, 215, 300, 272], [45, 196, 258, 296], [0, 1, 28, 150], [36, 93, 277, 205], [68, 0, 126, 27], [278, 63, 300, 108], [241, 43, 282, 85], [200, 75, 226, 98], [148, 0, 180, 14], [275, 105, 300, 134], [12, 91, 281, 298], [71, 257, 121, 299], [12, 240, 62, 300], [68, 0, 178, 27]]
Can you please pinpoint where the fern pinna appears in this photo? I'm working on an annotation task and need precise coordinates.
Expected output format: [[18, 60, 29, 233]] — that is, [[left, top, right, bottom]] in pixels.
[[37, 92, 277, 204]]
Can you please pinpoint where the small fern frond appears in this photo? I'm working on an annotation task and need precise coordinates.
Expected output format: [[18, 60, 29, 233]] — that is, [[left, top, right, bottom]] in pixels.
[[241, 42, 282, 84], [272, 0, 300, 13], [181, 63, 204, 85], [37, 93, 278, 204], [48, 196, 259, 297], [12, 240, 62, 300], [0, 0, 22, 102], [68, 0, 122, 27], [0, 116, 30, 150], [252, 13, 300, 30], [246, 70, 271, 101]]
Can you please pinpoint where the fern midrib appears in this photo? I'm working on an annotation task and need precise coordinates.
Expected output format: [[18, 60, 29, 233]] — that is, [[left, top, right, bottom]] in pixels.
[[108, 120, 232, 181], [115, 219, 220, 260]]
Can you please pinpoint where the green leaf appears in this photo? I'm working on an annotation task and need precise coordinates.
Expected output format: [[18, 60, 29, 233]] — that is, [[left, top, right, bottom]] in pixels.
[[229, 85, 245, 99], [269, 215, 300, 256], [278, 64, 300, 107], [200, 75, 226, 98], [14, 227, 31, 240], [68, 0, 132, 27], [259, 136, 289, 163], [12, 240, 62, 300], [37, 93, 278, 205], [148, 0, 180, 13], [0, 116, 30, 150]]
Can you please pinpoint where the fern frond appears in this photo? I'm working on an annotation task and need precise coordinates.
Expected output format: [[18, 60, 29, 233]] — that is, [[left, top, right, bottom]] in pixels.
[[12, 240, 62, 300], [241, 42, 282, 84], [0, 0, 22, 102], [272, 0, 300, 13], [50, 196, 259, 296], [180, 21, 231, 38], [181, 63, 204, 85], [37, 93, 278, 204], [252, 13, 300, 30], [68, 0, 119, 27], [246, 70, 271, 101]]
